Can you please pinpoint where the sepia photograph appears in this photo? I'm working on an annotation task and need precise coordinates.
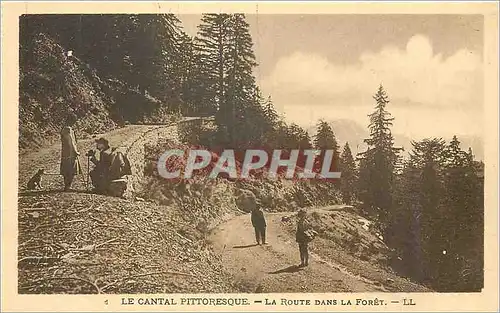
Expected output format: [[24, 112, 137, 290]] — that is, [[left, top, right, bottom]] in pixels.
[[2, 2, 498, 311], [16, 12, 487, 295]]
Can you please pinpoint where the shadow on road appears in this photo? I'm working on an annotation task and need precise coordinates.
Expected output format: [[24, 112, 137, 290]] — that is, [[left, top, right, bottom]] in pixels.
[[268, 265, 304, 274], [233, 244, 258, 249]]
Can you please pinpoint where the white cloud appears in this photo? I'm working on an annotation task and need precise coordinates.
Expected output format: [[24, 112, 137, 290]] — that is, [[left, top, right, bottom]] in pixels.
[[261, 34, 483, 138]]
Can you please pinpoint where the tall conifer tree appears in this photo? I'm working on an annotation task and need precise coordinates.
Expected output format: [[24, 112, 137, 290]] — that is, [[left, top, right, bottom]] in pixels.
[[357, 85, 402, 230], [339, 143, 357, 204]]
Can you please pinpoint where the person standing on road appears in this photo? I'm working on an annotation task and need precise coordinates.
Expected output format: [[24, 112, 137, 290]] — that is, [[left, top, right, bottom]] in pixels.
[[60, 126, 81, 191], [296, 209, 312, 267], [251, 206, 267, 245]]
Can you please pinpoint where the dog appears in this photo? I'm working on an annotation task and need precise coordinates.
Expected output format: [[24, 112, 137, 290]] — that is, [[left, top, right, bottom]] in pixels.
[[27, 169, 45, 190]]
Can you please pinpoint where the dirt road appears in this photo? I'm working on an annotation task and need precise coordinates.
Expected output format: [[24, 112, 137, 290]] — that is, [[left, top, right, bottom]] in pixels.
[[19, 119, 198, 192], [18, 121, 428, 294], [17, 119, 238, 294], [209, 211, 386, 293]]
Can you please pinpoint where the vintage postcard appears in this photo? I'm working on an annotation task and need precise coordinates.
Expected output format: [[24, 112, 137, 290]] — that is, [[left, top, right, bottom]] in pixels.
[[1, 1, 499, 312]]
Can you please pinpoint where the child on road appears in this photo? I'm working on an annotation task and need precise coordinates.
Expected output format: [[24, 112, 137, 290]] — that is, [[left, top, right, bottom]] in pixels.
[[296, 209, 315, 267]]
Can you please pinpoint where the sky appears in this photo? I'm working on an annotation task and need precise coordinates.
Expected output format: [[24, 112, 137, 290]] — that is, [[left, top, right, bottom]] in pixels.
[[178, 14, 484, 142]]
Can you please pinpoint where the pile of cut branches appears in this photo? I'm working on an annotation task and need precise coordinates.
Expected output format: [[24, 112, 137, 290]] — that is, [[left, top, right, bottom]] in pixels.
[[18, 192, 236, 294]]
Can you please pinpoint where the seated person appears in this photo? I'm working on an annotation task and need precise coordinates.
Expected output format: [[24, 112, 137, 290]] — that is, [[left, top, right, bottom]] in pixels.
[[89, 138, 113, 194], [88, 138, 131, 197]]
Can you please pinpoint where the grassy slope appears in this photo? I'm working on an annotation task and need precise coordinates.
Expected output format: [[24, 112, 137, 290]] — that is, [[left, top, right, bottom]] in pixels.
[[279, 207, 431, 292]]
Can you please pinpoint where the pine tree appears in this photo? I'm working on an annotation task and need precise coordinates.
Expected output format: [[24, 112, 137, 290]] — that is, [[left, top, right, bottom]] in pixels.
[[176, 32, 196, 114], [339, 143, 357, 204], [392, 136, 484, 291], [288, 124, 312, 150], [263, 96, 279, 126], [439, 136, 483, 291], [393, 156, 424, 279], [444, 136, 469, 167], [391, 138, 446, 283], [232, 87, 270, 149], [314, 120, 338, 150], [196, 13, 262, 149], [222, 14, 259, 147], [417, 139, 446, 285], [186, 35, 218, 116], [196, 13, 232, 115], [176, 31, 220, 116], [115, 14, 190, 118], [140, 15, 186, 98], [314, 120, 340, 174], [357, 85, 402, 232], [274, 121, 291, 149]]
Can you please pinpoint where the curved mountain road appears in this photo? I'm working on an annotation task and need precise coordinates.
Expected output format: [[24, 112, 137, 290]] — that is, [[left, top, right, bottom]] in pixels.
[[18, 120, 428, 294], [209, 209, 385, 293]]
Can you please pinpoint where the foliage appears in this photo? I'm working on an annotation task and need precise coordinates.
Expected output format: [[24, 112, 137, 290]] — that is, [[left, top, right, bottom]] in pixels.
[[20, 14, 484, 292], [357, 85, 402, 229], [392, 137, 484, 291], [339, 143, 357, 204]]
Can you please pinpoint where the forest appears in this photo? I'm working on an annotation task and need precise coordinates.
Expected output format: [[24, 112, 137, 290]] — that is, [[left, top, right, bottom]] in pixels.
[[19, 14, 484, 292]]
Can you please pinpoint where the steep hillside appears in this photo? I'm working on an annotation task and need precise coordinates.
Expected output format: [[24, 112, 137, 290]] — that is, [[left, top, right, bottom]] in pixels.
[[19, 33, 118, 150], [19, 32, 175, 151], [18, 193, 237, 294], [18, 125, 239, 294], [278, 206, 428, 290]]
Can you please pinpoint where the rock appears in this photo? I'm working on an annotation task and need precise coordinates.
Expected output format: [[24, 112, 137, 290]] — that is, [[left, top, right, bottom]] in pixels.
[[235, 189, 257, 212], [28, 212, 40, 218], [386, 278, 395, 283]]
